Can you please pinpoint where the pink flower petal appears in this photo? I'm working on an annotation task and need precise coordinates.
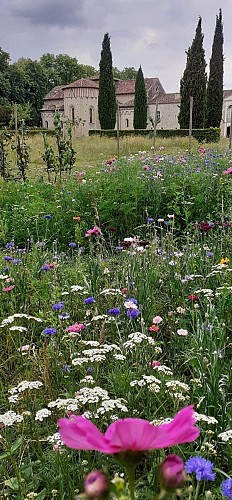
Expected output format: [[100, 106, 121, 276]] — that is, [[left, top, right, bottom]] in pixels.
[[58, 416, 114, 453]]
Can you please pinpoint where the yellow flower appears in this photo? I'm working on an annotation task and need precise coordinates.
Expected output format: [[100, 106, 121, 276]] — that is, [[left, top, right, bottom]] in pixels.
[[218, 258, 230, 265]]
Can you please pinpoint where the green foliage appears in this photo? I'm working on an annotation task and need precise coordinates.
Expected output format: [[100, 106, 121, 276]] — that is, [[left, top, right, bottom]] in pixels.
[[98, 33, 116, 130], [113, 66, 137, 79], [179, 18, 207, 129], [206, 9, 224, 128], [0, 104, 12, 126], [0, 129, 12, 180], [133, 66, 147, 129], [39, 53, 98, 88], [89, 128, 221, 142]]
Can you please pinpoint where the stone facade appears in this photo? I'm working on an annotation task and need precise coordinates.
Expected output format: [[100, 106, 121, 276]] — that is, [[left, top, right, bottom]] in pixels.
[[41, 77, 232, 137]]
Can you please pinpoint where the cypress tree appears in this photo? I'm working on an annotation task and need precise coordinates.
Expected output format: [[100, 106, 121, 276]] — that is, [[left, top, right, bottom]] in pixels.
[[206, 9, 224, 127], [178, 18, 207, 129], [98, 33, 116, 130], [133, 66, 147, 129]]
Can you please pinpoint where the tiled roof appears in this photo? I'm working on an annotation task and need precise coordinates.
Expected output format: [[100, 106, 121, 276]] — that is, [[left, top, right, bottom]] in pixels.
[[156, 93, 181, 104], [119, 98, 134, 108], [44, 86, 64, 100], [223, 90, 232, 99], [115, 77, 164, 95], [63, 78, 99, 89]]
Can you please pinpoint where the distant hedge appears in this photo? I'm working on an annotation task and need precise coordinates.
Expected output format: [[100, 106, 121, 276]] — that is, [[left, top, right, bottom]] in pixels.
[[0, 128, 56, 136], [89, 127, 221, 142]]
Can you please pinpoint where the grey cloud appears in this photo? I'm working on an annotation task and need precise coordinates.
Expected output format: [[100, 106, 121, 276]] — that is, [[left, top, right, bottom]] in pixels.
[[9, 0, 85, 28]]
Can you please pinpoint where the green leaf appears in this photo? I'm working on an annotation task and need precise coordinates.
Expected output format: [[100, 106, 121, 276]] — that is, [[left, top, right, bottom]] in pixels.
[[36, 489, 47, 500], [0, 436, 23, 460], [4, 477, 19, 491]]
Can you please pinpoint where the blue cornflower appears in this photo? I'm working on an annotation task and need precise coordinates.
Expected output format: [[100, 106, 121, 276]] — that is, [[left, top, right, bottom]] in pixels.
[[108, 307, 121, 316], [44, 214, 52, 219], [42, 263, 50, 271], [221, 478, 232, 499], [127, 308, 140, 319], [12, 259, 22, 265], [5, 242, 14, 249], [185, 456, 215, 482], [206, 251, 214, 257], [69, 242, 77, 248], [42, 327, 57, 335], [52, 302, 64, 311], [4, 256, 13, 261], [84, 296, 95, 304], [58, 313, 70, 320], [147, 217, 154, 223], [125, 297, 138, 305]]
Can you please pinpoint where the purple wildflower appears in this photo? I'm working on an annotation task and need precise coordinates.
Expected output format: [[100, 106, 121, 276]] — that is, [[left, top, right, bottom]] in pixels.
[[4, 256, 13, 261], [108, 308, 121, 316], [42, 328, 57, 335], [69, 242, 77, 248], [127, 308, 140, 319], [52, 302, 64, 311], [222, 478, 232, 499], [84, 296, 95, 304], [185, 456, 215, 481]]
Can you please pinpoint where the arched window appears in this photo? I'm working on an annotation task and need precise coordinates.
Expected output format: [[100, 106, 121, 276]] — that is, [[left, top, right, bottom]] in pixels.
[[227, 105, 232, 122], [45, 120, 48, 129], [125, 118, 129, 128], [89, 107, 94, 124], [157, 110, 161, 123]]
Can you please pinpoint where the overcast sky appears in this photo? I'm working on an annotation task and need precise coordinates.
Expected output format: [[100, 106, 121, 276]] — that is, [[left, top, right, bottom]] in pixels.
[[1, 0, 231, 92]]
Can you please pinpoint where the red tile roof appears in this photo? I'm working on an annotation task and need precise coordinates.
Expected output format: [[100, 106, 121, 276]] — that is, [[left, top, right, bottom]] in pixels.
[[223, 90, 232, 99], [115, 77, 164, 95], [44, 86, 64, 100], [63, 78, 99, 89]]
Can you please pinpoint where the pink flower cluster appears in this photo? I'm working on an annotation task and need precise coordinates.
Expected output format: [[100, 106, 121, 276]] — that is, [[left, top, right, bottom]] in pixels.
[[85, 226, 100, 237]]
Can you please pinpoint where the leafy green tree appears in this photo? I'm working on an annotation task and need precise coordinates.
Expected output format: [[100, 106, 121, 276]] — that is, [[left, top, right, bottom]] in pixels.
[[133, 65, 147, 129], [40, 53, 97, 89], [113, 66, 137, 80], [178, 17, 207, 129], [0, 47, 10, 102], [206, 9, 224, 127], [98, 33, 116, 129]]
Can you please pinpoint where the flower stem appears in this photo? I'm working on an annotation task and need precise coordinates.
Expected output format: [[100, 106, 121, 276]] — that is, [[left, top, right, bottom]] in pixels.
[[194, 481, 200, 500], [126, 465, 135, 500]]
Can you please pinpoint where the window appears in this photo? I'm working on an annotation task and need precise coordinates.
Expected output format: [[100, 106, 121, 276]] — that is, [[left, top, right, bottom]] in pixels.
[[227, 105, 232, 123], [89, 107, 94, 124], [125, 118, 129, 128], [157, 110, 160, 122], [70, 106, 75, 123], [45, 120, 48, 129]]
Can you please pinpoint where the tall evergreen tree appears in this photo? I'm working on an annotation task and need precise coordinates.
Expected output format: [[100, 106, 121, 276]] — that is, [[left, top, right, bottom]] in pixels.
[[133, 66, 147, 129], [178, 18, 207, 129], [206, 9, 224, 127], [98, 33, 116, 129]]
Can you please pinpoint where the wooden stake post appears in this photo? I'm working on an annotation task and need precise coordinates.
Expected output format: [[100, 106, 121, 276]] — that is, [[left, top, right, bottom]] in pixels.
[[189, 96, 193, 152], [116, 102, 120, 159], [153, 100, 159, 150]]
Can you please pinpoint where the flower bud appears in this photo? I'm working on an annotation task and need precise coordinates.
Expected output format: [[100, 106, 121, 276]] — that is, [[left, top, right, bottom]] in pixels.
[[159, 454, 186, 491], [84, 470, 109, 499]]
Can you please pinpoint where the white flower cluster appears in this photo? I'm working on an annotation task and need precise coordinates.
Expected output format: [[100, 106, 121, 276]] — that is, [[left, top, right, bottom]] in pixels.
[[48, 398, 79, 411], [72, 343, 121, 366], [218, 429, 232, 442], [194, 412, 218, 425], [96, 398, 128, 416], [123, 332, 162, 351], [130, 375, 161, 393], [165, 380, 190, 402], [76, 387, 109, 404], [9, 380, 43, 395], [0, 313, 42, 328], [153, 364, 173, 376], [35, 408, 52, 421], [9, 326, 28, 332], [47, 432, 64, 446], [80, 375, 95, 385], [151, 417, 173, 426], [99, 288, 122, 296], [0, 410, 24, 426]]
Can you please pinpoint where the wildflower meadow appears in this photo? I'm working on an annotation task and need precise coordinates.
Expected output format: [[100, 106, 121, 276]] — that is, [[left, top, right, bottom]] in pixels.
[[0, 140, 232, 499]]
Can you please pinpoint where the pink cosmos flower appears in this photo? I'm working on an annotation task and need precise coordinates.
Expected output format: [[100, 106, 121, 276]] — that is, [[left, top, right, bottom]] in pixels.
[[223, 166, 232, 175], [66, 323, 85, 333], [58, 405, 199, 454], [153, 316, 163, 324], [85, 226, 100, 237], [2, 285, 15, 292]]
